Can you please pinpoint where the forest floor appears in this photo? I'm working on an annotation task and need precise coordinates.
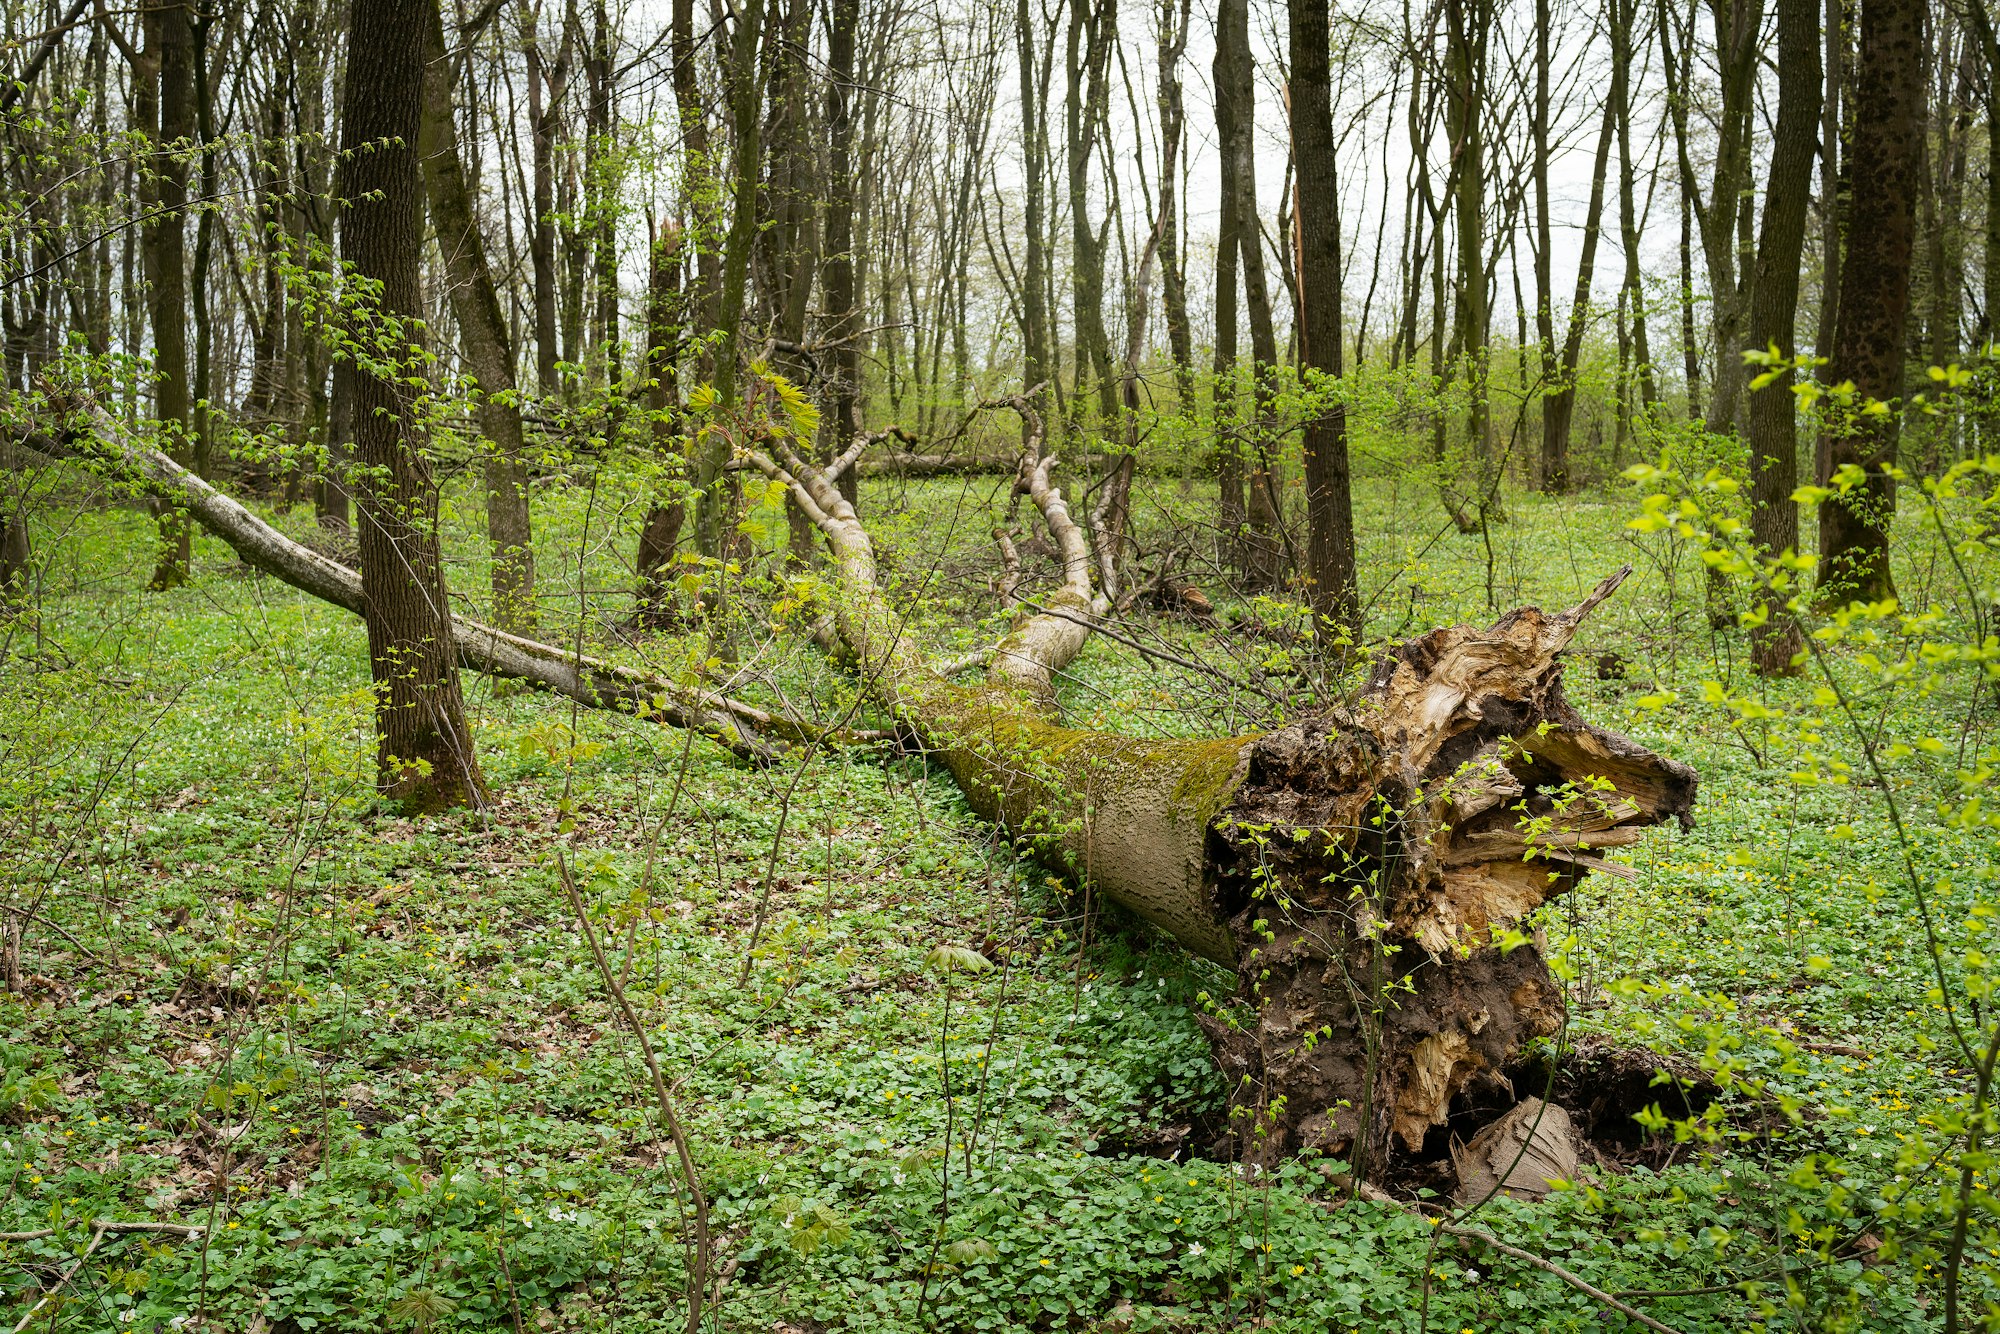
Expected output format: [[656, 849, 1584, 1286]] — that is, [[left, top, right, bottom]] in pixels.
[[1, 466, 1984, 1332]]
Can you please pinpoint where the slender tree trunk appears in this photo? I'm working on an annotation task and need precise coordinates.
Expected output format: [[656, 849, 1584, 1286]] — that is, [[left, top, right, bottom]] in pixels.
[[824, 0, 861, 506], [1972, 8, 2000, 354], [1612, 0, 1657, 416], [1212, 7, 1244, 561], [1532, 0, 1556, 489], [635, 223, 687, 623], [1816, 0, 1847, 371], [1289, 0, 1358, 634], [141, 0, 193, 590], [187, 10, 215, 483], [340, 0, 489, 811], [1018, 0, 1052, 427], [1218, 0, 1282, 585], [1064, 0, 1117, 426], [694, 0, 767, 556], [1156, 0, 1195, 422], [524, 9, 567, 398], [585, 0, 619, 383], [1816, 0, 1924, 604], [1744, 0, 1820, 674], [1540, 79, 1619, 491], [420, 0, 537, 631]]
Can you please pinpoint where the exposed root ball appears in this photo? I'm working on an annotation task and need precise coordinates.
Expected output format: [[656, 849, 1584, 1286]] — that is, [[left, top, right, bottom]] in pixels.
[[1201, 599, 1697, 1173]]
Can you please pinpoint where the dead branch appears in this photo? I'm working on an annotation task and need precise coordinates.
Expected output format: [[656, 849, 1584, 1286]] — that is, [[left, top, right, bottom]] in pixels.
[[33, 400, 886, 762]]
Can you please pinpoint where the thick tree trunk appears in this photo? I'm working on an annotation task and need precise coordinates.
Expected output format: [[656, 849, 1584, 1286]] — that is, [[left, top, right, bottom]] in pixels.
[[419, 0, 537, 632], [1743, 0, 1820, 676], [340, 0, 488, 812], [745, 431, 1698, 1179], [1816, 0, 1924, 604]]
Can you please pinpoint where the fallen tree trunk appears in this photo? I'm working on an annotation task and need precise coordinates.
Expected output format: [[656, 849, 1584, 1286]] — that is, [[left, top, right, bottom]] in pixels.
[[853, 450, 1019, 478], [60, 393, 1699, 1179], [32, 401, 871, 763], [744, 429, 1698, 1176]]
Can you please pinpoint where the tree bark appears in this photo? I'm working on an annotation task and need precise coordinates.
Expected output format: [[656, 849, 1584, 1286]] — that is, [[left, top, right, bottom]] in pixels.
[[1155, 0, 1196, 424], [1743, 0, 1819, 675], [823, 0, 861, 507], [1817, 0, 1924, 604], [1539, 78, 1618, 493], [419, 0, 537, 632], [1288, 0, 1359, 635], [1217, 0, 1283, 587], [635, 223, 688, 624], [340, 0, 488, 811], [694, 0, 767, 556], [1211, 3, 1245, 562], [1017, 0, 1053, 433], [140, 0, 193, 590], [523, 6, 567, 399], [1064, 0, 1118, 425]]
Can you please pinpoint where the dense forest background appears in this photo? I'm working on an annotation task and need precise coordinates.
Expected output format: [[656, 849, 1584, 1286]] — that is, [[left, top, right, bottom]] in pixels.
[[10, 0, 2000, 1329]]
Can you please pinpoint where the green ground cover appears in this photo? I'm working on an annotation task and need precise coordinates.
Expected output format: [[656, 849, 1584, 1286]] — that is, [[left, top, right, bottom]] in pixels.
[[2, 466, 1990, 1331]]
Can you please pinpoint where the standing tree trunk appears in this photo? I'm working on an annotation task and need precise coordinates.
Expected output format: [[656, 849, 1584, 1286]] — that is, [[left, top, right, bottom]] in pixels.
[[1064, 0, 1118, 426], [1539, 76, 1619, 490], [1289, 0, 1359, 635], [340, 0, 489, 811], [1445, 0, 1493, 505], [1531, 0, 1556, 491], [1016, 0, 1053, 435], [419, 0, 537, 632], [1817, 0, 1924, 603], [1211, 0, 1245, 561], [1743, 0, 1819, 675], [1155, 0, 1196, 424], [635, 223, 687, 623], [823, 0, 862, 507], [1611, 0, 1657, 417], [523, 6, 568, 399], [140, 0, 194, 590], [694, 0, 768, 556], [1217, 0, 1283, 586]]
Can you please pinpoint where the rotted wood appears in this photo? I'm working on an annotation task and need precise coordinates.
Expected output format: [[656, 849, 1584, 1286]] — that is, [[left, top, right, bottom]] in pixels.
[[1199, 569, 1698, 1172]]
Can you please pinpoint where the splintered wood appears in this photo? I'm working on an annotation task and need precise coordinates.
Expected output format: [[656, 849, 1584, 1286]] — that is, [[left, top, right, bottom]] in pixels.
[[1203, 570, 1697, 1172]]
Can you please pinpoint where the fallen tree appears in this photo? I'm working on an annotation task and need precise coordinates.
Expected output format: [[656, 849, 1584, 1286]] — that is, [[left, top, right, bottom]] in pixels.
[[741, 423, 1698, 1174], [29, 400, 883, 763], [54, 394, 1697, 1179]]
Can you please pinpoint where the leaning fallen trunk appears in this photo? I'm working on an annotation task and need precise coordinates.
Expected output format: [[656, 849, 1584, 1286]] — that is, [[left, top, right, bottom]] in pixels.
[[58, 393, 1698, 1178], [30, 401, 865, 762], [748, 433, 1697, 1175]]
